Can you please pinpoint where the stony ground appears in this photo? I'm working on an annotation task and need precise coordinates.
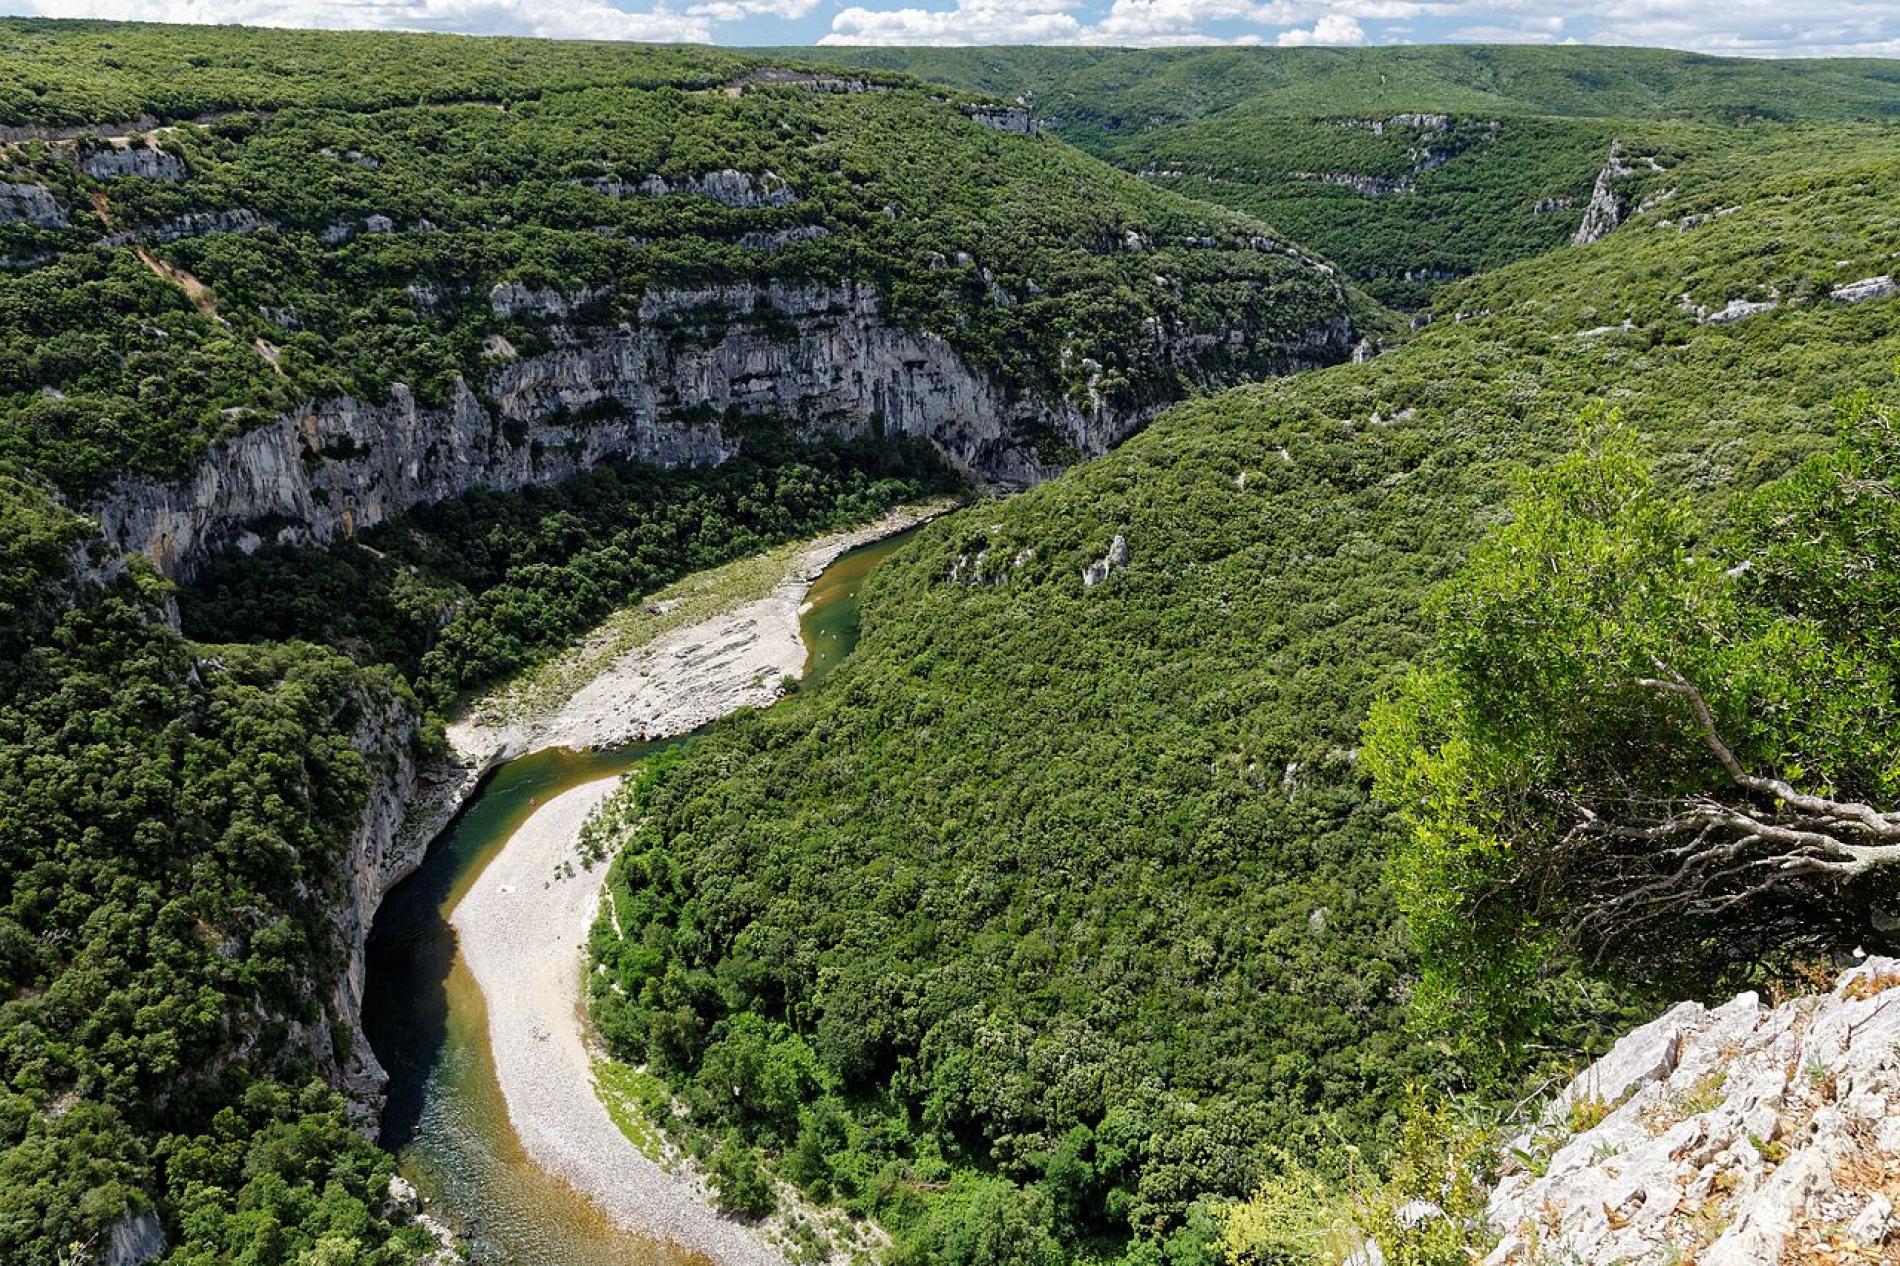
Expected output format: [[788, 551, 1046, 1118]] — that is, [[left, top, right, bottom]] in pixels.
[[1485, 957, 1900, 1265], [442, 510, 947, 1266], [448, 501, 954, 763]]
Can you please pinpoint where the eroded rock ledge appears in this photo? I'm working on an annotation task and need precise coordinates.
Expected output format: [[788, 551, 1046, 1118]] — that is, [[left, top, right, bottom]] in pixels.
[[91, 278, 1351, 581], [1486, 957, 1900, 1265]]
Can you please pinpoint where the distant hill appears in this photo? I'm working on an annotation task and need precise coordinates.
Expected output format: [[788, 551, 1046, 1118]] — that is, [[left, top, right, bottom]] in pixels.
[[794, 44, 1900, 126], [797, 45, 1900, 306]]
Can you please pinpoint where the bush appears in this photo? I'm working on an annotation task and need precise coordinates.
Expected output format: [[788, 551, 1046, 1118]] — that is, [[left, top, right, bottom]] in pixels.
[[708, 1132, 777, 1220]]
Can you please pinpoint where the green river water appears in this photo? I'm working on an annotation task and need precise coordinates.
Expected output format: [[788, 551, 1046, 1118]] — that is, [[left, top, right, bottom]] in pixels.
[[362, 525, 919, 1264]]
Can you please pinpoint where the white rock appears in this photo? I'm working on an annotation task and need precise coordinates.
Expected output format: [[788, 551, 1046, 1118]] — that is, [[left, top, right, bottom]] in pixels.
[[1832, 275, 1896, 304], [1488, 959, 1900, 1266], [1848, 1193, 1894, 1245]]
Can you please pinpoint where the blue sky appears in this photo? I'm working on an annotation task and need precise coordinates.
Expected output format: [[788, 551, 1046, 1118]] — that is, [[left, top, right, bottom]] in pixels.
[[8, 0, 1900, 56]]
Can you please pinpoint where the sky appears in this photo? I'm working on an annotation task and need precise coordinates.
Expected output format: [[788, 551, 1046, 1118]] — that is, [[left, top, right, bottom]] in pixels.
[[7, 0, 1900, 57]]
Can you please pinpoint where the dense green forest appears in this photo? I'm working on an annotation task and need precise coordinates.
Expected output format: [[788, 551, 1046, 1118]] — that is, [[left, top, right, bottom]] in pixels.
[[7, 20, 1900, 1266], [586, 108, 1900, 1266], [0, 19, 1349, 498], [801, 44, 1900, 307]]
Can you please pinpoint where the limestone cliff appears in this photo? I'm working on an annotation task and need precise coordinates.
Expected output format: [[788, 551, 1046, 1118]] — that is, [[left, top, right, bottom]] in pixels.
[[93, 278, 1353, 581], [1485, 957, 1900, 1264], [283, 679, 484, 1124]]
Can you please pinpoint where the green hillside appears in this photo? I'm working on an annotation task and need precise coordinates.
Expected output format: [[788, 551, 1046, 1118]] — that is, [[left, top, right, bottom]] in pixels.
[[797, 44, 1900, 127], [0, 20, 1350, 496], [586, 114, 1900, 1265], [7, 20, 1900, 1266], [800, 45, 1900, 307], [0, 21, 1360, 1263]]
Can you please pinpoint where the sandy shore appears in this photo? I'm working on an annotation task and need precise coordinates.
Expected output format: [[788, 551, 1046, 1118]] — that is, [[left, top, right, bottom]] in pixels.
[[444, 507, 949, 1264], [453, 779, 785, 1266], [448, 502, 954, 763]]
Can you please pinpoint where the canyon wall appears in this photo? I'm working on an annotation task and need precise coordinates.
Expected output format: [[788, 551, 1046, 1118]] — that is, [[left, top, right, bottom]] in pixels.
[[93, 278, 1353, 581]]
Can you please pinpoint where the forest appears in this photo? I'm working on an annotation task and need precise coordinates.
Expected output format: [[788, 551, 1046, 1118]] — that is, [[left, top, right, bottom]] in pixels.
[[5, 19, 1900, 1266], [585, 102, 1900, 1266], [0, 21, 1349, 498]]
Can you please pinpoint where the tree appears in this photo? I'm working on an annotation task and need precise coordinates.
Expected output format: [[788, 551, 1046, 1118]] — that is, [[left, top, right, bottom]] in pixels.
[[708, 1132, 777, 1220], [1366, 402, 1900, 1047]]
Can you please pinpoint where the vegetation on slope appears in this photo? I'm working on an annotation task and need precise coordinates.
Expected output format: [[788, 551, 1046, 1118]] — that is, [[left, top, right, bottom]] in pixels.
[[802, 44, 1900, 308], [0, 18, 1350, 497], [0, 492, 437, 1263], [1368, 401, 1900, 1048], [585, 120, 1900, 1264], [799, 45, 1900, 128]]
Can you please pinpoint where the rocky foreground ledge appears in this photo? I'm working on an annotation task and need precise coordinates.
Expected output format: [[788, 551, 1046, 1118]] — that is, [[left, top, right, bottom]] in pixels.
[[1486, 957, 1900, 1265]]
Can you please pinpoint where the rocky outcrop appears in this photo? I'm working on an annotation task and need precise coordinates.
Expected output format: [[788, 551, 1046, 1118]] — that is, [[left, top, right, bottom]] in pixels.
[[82, 146, 186, 180], [1700, 296, 1780, 325], [93, 278, 1352, 581], [738, 224, 830, 252], [1575, 141, 1669, 245], [101, 207, 266, 247], [1293, 170, 1416, 197], [312, 684, 488, 1123], [1574, 161, 1623, 245], [1336, 113, 1454, 134], [573, 169, 797, 207], [104, 1210, 166, 1266], [1834, 275, 1896, 305], [1082, 532, 1128, 587], [967, 105, 1037, 135], [0, 181, 67, 227], [1486, 957, 1900, 1265]]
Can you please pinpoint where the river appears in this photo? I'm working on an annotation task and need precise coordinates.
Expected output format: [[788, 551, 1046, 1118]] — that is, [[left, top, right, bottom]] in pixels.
[[361, 524, 920, 1264]]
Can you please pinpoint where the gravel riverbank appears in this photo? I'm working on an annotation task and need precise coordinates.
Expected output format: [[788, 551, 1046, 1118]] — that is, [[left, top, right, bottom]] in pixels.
[[448, 501, 955, 763], [439, 506, 950, 1263]]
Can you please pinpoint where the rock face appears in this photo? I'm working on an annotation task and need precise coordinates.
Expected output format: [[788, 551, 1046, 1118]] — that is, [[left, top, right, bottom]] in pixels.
[[1575, 141, 1669, 245], [0, 181, 67, 227], [104, 1211, 166, 1266], [1082, 532, 1129, 587], [82, 145, 187, 180], [967, 105, 1037, 135], [93, 278, 1352, 581], [574, 168, 797, 207], [1574, 159, 1624, 245], [1485, 957, 1900, 1265], [100, 207, 265, 247], [1834, 275, 1897, 305], [285, 677, 484, 1123]]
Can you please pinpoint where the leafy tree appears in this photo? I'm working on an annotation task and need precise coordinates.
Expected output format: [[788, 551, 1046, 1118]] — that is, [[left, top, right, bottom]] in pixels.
[[708, 1132, 777, 1220], [1366, 401, 1900, 1050]]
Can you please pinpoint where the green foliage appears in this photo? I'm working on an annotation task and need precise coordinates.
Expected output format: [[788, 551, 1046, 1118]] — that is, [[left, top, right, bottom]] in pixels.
[[709, 1131, 778, 1220], [586, 98, 1900, 1266], [1218, 1088, 1496, 1266], [0, 508, 434, 1261], [0, 19, 1347, 497], [1367, 397, 1900, 1054], [801, 44, 1900, 130], [8, 24, 1900, 1266], [891, 1178, 1065, 1266], [183, 434, 958, 707], [1113, 115, 1610, 309], [799, 44, 1900, 307]]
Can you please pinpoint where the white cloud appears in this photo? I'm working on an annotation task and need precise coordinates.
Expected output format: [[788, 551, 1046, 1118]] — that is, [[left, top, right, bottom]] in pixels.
[[821, 0, 1086, 45], [20, 0, 715, 40], [10, 0, 1900, 59], [1275, 12, 1365, 43], [686, 0, 817, 19]]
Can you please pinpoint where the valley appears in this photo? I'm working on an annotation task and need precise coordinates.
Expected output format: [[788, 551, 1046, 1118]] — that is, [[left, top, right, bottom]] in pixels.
[[366, 516, 929, 1265], [3, 19, 1900, 1266]]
